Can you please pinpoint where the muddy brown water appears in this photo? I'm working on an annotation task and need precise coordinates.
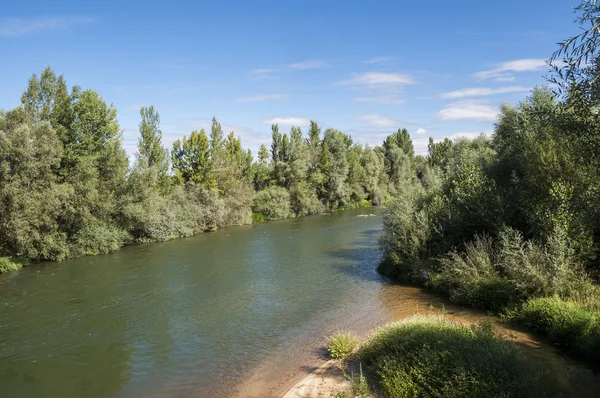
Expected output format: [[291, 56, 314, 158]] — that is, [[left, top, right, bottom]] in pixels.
[[0, 208, 598, 397]]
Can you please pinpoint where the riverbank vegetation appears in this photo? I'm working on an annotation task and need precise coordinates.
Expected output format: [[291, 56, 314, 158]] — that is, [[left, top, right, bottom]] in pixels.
[[378, 1, 600, 368], [332, 316, 557, 398], [0, 70, 416, 272]]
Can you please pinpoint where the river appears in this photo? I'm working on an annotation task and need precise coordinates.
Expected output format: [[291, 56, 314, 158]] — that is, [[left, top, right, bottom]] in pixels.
[[1, 208, 599, 397]]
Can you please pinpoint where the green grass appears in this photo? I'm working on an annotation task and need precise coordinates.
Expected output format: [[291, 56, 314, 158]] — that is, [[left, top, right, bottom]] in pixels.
[[0, 257, 22, 273], [251, 212, 265, 223], [327, 331, 359, 359], [358, 315, 558, 398], [507, 296, 600, 367]]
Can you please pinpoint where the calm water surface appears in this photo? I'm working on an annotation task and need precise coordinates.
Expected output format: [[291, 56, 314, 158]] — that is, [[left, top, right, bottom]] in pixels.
[[0, 208, 390, 397], [2, 208, 599, 398]]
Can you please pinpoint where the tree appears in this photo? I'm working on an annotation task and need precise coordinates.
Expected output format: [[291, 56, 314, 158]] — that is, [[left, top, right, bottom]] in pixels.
[[171, 129, 211, 185], [138, 106, 168, 176]]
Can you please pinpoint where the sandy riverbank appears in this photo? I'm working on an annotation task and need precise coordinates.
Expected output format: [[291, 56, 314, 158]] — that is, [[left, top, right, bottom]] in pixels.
[[235, 285, 600, 397]]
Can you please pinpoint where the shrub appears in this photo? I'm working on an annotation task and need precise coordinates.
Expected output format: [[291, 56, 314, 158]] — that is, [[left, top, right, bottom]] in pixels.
[[508, 296, 600, 366], [327, 331, 358, 359], [289, 181, 324, 217], [430, 235, 523, 311], [252, 186, 291, 220], [251, 212, 265, 223], [72, 220, 129, 256], [497, 227, 590, 299], [359, 315, 557, 398], [0, 257, 22, 273]]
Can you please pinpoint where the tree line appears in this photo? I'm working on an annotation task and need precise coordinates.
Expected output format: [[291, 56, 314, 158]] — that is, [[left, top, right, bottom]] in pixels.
[[379, 0, 600, 366], [0, 71, 416, 271]]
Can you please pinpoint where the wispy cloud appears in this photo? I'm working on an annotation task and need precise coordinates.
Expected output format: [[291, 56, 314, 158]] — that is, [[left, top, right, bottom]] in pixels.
[[440, 85, 530, 99], [340, 72, 415, 87], [357, 114, 402, 128], [250, 68, 280, 79], [0, 16, 95, 37], [288, 59, 328, 69], [354, 96, 404, 105], [262, 117, 310, 126], [364, 57, 393, 64], [473, 58, 548, 81], [414, 128, 427, 135], [437, 101, 499, 121], [340, 72, 415, 104], [237, 94, 290, 103]]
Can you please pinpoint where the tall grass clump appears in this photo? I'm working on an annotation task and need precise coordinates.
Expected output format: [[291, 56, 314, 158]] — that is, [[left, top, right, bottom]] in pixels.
[[358, 315, 557, 398], [508, 296, 600, 367], [327, 331, 358, 359], [428, 227, 592, 312], [0, 257, 22, 273]]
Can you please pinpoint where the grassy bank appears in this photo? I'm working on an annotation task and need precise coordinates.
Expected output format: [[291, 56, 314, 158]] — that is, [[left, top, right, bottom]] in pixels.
[[328, 315, 558, 397]]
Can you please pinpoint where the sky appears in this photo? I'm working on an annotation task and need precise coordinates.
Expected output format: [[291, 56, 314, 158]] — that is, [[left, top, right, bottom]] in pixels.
[[0, 0, 585, 156]]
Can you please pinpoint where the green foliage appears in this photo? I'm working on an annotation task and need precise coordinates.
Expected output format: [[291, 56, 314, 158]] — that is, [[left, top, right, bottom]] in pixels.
[[252, 186, 291, 220], [326, 331, 358, 359], [509, 297, 600, 366], [72, 220, 128, 256], [359, 316, 557, 398], [138, 105, 168, 176], [0, 257, 22, 273], [251, 212, 265, 223]]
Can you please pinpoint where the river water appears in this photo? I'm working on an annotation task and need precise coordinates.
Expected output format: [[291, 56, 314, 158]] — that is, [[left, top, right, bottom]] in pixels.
[[1, 208, 598, 397]]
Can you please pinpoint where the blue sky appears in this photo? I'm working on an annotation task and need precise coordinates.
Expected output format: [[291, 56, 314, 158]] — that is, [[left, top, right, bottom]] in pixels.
[[0, 0, 582, 155]]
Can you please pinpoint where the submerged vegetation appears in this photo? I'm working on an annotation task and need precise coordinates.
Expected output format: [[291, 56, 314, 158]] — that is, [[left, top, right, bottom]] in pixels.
[[0, 69, 418, 272], [378, 0, 600, 369]]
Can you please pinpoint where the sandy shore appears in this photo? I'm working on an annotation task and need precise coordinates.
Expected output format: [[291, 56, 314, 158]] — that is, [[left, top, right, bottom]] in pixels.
[[234, 284, 600, 398]]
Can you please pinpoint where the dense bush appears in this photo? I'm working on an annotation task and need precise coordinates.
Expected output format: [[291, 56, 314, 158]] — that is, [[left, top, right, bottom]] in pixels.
[[252, 186, 292, 220], [508, 297, 600, 366], [359, 316, 556, 397]]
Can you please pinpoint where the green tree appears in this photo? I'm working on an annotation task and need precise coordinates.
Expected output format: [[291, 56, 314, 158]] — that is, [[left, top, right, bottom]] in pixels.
[[171, 129, 211, 185], [138, 106, 168, 176]]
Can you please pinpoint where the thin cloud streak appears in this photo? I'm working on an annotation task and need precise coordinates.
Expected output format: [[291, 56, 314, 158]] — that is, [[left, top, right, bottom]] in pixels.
[[357, 114, 402, 128], [288, 60, 328, 69], [262, 117, 310, 126], [437, 101, 499, 121], [339, 72, 415, 87], [473, 58, 548, 81], [0, 16, 95, 37], [440, 85, 530, 99], [237, 94, 290, 103]]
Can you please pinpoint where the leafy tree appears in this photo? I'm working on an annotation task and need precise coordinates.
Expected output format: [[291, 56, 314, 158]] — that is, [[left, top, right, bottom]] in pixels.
[[138, 106, 168, 176], [171, 129, 211, 185]]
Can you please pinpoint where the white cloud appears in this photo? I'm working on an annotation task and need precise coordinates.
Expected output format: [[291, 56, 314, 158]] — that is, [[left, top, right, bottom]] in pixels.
[[364, 57, 392, 64], [250, 68, 280, 79], [340, 72, 414, 104], [288, 59, 328, 69], [238, 94, 290, 103], [357, 114, 401, 128], [354, 96, 404, 104], [0, 16, 94, 37], [437, 101, 499, 121], [262, 117, 310, 126], [474, 58, 547, 81], [415, 128, 427, 135], [340, 72, 415, 87], [440, 85, 530, 99]]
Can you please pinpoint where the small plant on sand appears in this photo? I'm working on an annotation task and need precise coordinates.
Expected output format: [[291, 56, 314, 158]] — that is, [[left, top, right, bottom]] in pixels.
[[327, 331, 358, 359], [335, 363, 371, 398]]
